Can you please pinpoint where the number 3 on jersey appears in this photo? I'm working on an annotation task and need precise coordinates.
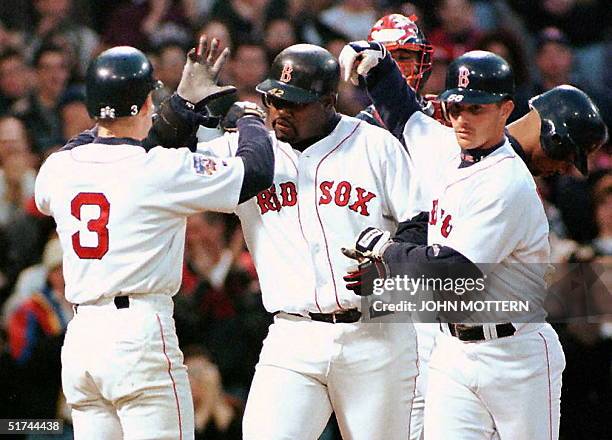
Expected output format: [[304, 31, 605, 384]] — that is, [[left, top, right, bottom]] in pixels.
[[71, 192, 110, 259]]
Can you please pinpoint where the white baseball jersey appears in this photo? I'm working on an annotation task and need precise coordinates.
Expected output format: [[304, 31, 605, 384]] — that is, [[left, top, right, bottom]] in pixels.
[[402, 112, 550, 321], [35, 138, 245, 305], [198, 115, 420, 314]]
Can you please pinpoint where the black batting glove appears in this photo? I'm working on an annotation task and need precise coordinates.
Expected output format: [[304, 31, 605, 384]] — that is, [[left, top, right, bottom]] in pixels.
[[221, 101, 267, 132]]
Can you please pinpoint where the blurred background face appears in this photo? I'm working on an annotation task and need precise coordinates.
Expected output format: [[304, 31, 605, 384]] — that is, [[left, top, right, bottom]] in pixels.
[[0, 55, 30, 99], [536, 42, 572, 82], [35, 0, 70, 16], [438, 0, 474, 34], [264, 19, 297, 57], [231, 45, 268, 91], [199, 21, 232, 51], [158, 45, 186, 92], [0, 117, 30, 164], [36, 50, 69, 99]]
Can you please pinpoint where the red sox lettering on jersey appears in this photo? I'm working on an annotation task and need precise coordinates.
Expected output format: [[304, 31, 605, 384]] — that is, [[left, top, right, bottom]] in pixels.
[[197, 115, 419, 314], [429, 199, 453, 238], [256, 180, 377, 216]]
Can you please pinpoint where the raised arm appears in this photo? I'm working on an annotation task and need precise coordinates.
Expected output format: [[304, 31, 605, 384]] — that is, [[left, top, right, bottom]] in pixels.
[[339, 41, 421, 141]]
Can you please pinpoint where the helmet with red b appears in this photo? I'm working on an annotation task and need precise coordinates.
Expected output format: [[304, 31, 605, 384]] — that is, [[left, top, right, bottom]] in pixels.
[[367, 14, 433, 91]]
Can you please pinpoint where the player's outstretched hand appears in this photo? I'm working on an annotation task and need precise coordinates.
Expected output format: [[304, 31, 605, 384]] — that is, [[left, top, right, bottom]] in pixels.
[[221, 101, 267, 132], [177, 35, 236, 106], [339, 41, 387, 86]]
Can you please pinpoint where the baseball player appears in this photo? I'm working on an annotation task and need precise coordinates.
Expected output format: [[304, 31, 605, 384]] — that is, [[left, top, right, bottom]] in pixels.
[[354, 15, 608, 439], [194, 44, 422, 440], [34, 38, 274, 440], [340, 45, 569, 439]]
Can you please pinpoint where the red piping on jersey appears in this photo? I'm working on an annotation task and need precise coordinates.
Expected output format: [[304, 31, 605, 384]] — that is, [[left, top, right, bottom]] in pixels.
[[538, 331, 554, 440], [444, 155, 516, 192], [407, 330, 419, 438], [156, 314, 183, 440], [277, 143, 323, 312], [313, 121, 361, 311]]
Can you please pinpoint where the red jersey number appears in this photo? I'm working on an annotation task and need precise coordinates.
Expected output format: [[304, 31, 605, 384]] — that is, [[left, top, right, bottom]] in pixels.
[[71, 193, 110, 259]]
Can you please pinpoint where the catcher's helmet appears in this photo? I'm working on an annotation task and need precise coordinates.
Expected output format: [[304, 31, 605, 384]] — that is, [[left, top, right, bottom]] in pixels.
[[439, 50, 514, 104], [86, 46, 161, 119], [367, 14, 433, 91], [256, 44, 339, 104], [529, 85, 608, 176]]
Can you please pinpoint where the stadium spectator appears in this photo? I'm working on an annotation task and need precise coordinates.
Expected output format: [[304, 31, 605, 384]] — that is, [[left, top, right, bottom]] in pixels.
[[428, 0, 483, 60], [264, 18, 298, 60], [198, 19, 234, 52], [58, 86, 92, 143], [0, 50, 32, 115], [184, 345, 243, 440], [507, 0, 611, 48], [6, 237, 70, 418], [15, 44, 70, 154], [475, 29, 531, 120], [229, 42, 269, 100], [589, 170, 612, 257], [26, 0, 99, 77], [530, 28, 609, 127], [420, 44, 451, 95], [266, 0, 348, 46], [320, 0, 378, 40], [101, 0, 188, 49], [210, 0, 269, 44], [174, 212, 269, 395], [0, 116, 36, 228], [155, 41, 188, 99]]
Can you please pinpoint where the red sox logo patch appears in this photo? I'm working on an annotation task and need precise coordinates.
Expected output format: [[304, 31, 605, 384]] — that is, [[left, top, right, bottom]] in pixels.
[[458, 66, 470, 88], [280, 64, 293, 83]]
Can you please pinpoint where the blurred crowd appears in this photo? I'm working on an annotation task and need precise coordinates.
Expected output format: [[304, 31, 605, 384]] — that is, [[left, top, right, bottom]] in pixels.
[[0, 1, 609, 439]]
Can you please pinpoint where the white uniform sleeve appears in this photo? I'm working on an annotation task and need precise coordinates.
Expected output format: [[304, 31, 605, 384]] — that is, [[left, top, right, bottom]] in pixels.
[[403, 112, 459, 207], [148, 145, 245, 215], [196, 132, 239, 157], [34, 159, 52, 216], [379, 132, 422, 222], [439, 182, 530, 264]]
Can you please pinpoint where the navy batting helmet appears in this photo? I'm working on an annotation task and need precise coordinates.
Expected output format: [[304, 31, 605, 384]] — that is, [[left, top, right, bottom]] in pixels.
[[86, 46, 161, 119], [256, 44, 339, 104], [439, 50, 514, 104], [530, 85, 608, 176]]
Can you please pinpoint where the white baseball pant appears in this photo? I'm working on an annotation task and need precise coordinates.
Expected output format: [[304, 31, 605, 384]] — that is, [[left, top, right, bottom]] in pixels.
[[242, 313, 418, 440], [61, 294, 194, 440], [424, 323, 565, 440]]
